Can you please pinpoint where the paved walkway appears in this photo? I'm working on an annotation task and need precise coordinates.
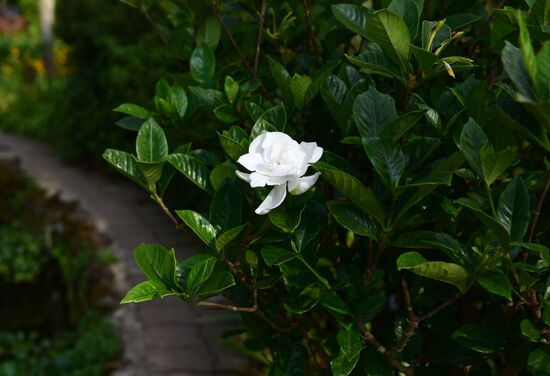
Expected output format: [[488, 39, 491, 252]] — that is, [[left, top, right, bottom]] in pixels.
[[0, 131, 249, 376]]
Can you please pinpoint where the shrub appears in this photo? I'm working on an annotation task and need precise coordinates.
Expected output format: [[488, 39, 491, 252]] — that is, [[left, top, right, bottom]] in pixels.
[[105, 0, 550, 374]]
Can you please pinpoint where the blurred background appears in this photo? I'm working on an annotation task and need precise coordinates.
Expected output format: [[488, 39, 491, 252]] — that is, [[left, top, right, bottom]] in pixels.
[[0, 0, 164, 373]]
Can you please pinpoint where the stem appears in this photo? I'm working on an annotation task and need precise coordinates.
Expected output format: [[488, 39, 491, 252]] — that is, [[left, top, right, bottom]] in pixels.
[[526, 173, 550, 244], [485, 183, 497, 218], [297, 255, 333, 293], [354, 318, 413, 376], [152, 194, 182, 228], [197, 300, 257, 312], [253, 0, 268, 81], [143, 9, 169, 45], [302, 0, 323, 64]]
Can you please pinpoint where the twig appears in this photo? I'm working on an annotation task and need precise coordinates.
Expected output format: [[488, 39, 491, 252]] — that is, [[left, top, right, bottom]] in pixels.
[[302, 0, 323, 64], [354, 318, 413, 376], [143, 9, 169, 45], [197, 300, 257, 312], [525, 173, 550, 258], [394, 279, 462, 353], [253, 0, 268, 81], [217, 12, 253, 74]]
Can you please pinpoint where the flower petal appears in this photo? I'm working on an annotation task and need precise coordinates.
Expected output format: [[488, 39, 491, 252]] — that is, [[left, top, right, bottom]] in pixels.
[[235, 171, 251, 182], [255, 184, 287, 215], [249, 132, 268, 154], [249, 172, 271, 187], [299, 142, 323, 164], [288, 172, 320, 195], [237, 152, 265, 172]]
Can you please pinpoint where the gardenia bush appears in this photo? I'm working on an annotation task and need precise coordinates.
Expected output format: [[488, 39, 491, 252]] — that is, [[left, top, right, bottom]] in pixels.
[[104, 0, 550, 374]]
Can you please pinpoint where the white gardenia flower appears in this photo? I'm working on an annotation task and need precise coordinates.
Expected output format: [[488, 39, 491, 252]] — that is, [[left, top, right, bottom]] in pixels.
[[236, 131, 323, 215]]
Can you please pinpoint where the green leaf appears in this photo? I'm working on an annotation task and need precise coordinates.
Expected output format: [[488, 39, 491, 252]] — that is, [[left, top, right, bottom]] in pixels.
[[218, 126, 249, 161], [170, 85, 188, 119], [190, 45, 215, 82], [134, 243, 178, 289], [305, 60, 340, 104], [331, 351, 360, 376], [331, 4, 370, 39], [320, 290, 351, 315], [397, 251, 469, 292], [502, 41, 534, 101], [224, 76, 239, 103], [528, 346, 550, 375], [497, 177, 530, 242], [113, 103, 152, 119], [103, 149, 146, 189], [189, 86, 224, 108], [168, 153, 213, 194], [393, 231, 469, 266], [450, 324, 505, 353], [516, 11, 538, 95], [256, 103, 287, 131], [269, 204, 306, 233], [380, 110, 426, 141], [322, 75, 349, 134], [388, 0, 423, 40], [532, 0, 550, 25], [136, 118, 168, 163], [477, 270, 512, 300], [353, 87, 397, 138], [337, 328, 362, 360], [459, 118, 488, 178], [327, 200, 378, 239], [291, 74, 312, 110], [366, 9, 411, 74], [209, 179, 242, 231], [268, 56, 293, 105], [346, 48, 403, 79], [362, 136, 406, 189], [136, 161, 163, 189], [314, 162, 386, 226], [187, 256, 217, 292], [215, 224, 248, 253], [196, 16, 221, 50], [261, 246, 297, 266], [398, 152, 465, 217], [521, 319, 542, 341], [210, 162, 236, 191], [194, 271, 235, 297], [456, 197, 510, 246], [480, 147, 518, 186], [214, 104, 239, 123], [116, 116, 144, 131], [176, 210, 218, 247], [121, 281, 175, 304], [410, 45, 438, 73]]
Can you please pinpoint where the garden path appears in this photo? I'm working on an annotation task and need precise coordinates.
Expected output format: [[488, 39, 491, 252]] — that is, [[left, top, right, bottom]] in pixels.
[[0, 131, 249, 376]]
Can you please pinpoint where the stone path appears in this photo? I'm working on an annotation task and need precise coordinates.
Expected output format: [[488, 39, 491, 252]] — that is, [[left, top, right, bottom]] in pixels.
[[0, 131, 249, 376]]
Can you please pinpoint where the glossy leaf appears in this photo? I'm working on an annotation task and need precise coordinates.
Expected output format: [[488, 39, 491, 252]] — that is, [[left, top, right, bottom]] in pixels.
[[366, 9, 411, 74], [121, 281, 175, 304], [268, 56, 293, 105], [337, 328, 362, 360], [190, 45, 215, 82], [168, 153, 213, 195], [114, 103, 152, 119], [362, 136, 406, 189], [459, 118, 488, 178], [331, 351, 360, 376], [380, 110, 426, 141], [497, 178, 530, 242], [103, 149, 147, 189], [195, 271, 235, 297], [215, 224, 247, 253], [397, 251, 469, 292], [477, 270, 512, 300], [261, 246, 297, 266], [134, 243, 178, 289], [209, 179, 242, 231], [314, 162, 386, 226], [456, 197, 510, 246], [327, 200, 378, 239], [353, 87, 397, 138], [176, 210, 218, 247], [136, 118, 168, 163], [187, 256, 217, 292], [480, 147, 518, 186], [331, 4, 370, 39], [450, 324, 505, 353], [291, 74, 312, 110]]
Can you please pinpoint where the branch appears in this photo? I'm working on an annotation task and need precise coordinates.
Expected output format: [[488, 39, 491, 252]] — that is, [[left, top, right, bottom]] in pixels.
[[253, 0, 268, 81], [302, 0, 323, 64], [394, 279, 462, 353], [354, 318, 413, 376], [526, 173, 550, 248], [197, 300, 257, 312]]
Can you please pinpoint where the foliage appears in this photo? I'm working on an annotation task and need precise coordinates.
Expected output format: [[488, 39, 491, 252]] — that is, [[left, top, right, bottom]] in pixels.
[[104, 0, 550, 374], [0, 161, 121, 370]]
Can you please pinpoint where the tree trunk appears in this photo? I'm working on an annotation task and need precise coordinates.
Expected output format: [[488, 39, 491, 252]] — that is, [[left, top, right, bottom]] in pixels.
[[39, 0, 55, 78]]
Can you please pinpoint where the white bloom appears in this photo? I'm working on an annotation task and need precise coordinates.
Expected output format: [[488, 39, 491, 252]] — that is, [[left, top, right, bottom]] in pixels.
[[236, 132, 323, 215]]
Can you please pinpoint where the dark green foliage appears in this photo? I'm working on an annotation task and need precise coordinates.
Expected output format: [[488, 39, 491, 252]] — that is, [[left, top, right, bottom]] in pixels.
[[104, 0, 550, 374]]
